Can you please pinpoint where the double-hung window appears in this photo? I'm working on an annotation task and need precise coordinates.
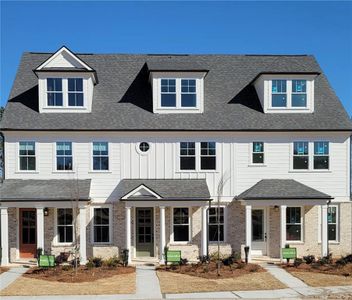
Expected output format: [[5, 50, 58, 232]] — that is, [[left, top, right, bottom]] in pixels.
[[271, 80, 287, 107], [327, 206, 338, 241], [208, 207, 224, 242], [93, 208, 110, 243], [200, 142, 216, 170], [293, 142, 309, 169], [57, 208, 73, 243], [93, 142, 109, 171], [19, 141, 36, 171], [173, 208, 190, 242], [68, 78, 84, 106], [161, 79, 176, 107], [47, 78, 63, 106], [181, 79, 196, 107], [286, 207, 302, 241], [180, 142, 196, 170], [56, 142, 73, 171], [314, 141, 329, 169], [292, 80, 307, 107], [252, 142, 264, 164]]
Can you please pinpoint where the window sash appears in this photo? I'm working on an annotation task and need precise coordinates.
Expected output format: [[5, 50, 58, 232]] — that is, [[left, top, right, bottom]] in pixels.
[[57, 209, 73, 243], [47, 78, 63, 106], [208, 207, 224, 242], [93, 142, 109, 170], [252, 142, 264, 164], [56, 142, 73, 171], [313, 141, 329, 170], [19, 142, 36, 171], [181, 79, 197, 107], [93, 208, 110, 243], [173, 208, 190, 242], [293, 141, 309, 170], [180, 142, 196, 170], [200, 142, 216, 170], [161, 78, 176, 107], [286, 207, 302, 241]]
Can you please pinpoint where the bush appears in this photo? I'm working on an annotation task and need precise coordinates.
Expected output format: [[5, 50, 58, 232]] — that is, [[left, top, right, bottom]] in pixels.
[[317, 254, 332, 266], [88, 257, 103, 268], [198, 255, 210, 264], [293, 258, 303, 267], [103, 256, 120, 268], [180, 258, 188, 265], [61, 265, 72, 271], [86, 261, 95, 269], [336, 254, 352, 266], [303, 255, 315, 264], [209, 251, 227, 261]]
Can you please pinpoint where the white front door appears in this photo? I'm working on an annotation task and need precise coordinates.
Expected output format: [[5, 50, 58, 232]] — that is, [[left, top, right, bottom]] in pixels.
[[251, 208, 268, 256]]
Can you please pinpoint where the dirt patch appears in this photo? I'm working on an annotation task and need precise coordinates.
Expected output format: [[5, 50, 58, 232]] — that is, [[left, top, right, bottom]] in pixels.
[[0, 267, 9, 274], [283, 262, 352, 277], [23, 265, 135, 283], [1, 267, 136, 296], [157, 271, 286, 293], [157, 261, 263, 279]]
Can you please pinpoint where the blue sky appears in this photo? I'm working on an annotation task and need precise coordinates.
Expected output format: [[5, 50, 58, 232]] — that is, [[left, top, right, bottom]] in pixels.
[[1, 1, 351, 116]]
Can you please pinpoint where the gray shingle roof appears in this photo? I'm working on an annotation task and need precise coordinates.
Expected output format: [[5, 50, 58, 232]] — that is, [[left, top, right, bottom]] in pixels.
[[117, 179, 210, 200], [1, 53, 351, 131], [236, 179, 332, 200], [0, 179, 91, 201]]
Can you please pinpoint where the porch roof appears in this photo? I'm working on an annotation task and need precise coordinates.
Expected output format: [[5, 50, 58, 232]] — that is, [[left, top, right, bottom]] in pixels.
[[0, 179, 91, 201], [236, 179, 333, 200], [118, 179, 211, 201]]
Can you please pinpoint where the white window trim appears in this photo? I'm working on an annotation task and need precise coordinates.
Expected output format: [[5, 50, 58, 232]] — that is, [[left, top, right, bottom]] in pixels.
[[53, 141, 75, 173], [170, 206, 192, 244], [90, 141, 111, 173], [318, 204, 339, 243], [90, 205, 113, 245], [250, 141, 266, 165], [286, 206, 304, 243], [53, 208, 75, 246], [177, 142, 218, 173], [16, 141, 38, 173], [208, 205, 227, 243], [290, 141, 331, 172]]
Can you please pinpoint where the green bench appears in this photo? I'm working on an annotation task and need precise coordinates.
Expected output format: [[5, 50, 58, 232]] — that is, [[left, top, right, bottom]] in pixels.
[[38, 255, 55, 267]]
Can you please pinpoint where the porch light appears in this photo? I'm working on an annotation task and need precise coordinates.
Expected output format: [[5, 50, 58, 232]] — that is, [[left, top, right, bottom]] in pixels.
[[44, 208, 49, 216], [274, 205, 279, 212]]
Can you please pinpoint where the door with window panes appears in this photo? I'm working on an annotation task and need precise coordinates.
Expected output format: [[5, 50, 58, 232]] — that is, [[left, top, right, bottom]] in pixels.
[[136, 208, 154, 257], [251, 208, 268, 256], [19, 209, 37, 258]]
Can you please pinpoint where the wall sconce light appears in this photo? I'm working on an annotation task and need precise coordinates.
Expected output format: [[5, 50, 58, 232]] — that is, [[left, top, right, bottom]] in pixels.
[[44, 208, 49, 216], [274, 205, 279, 212]]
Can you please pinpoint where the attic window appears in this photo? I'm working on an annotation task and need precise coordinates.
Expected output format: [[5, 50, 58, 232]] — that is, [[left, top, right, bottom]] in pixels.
[[68, 78, 84, 106], [47, 78, 63, 106], [270, 79, 308, 109]]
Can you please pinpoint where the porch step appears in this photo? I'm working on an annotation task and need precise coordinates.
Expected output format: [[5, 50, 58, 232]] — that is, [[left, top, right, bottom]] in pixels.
[[11, 260, 37, 267], [132, 257, 160, 266], [251, 256, 281, 263]]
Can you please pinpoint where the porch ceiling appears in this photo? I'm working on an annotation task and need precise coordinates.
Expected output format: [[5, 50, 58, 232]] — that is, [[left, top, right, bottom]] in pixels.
[[236, 179, 333, 201], [0, 179, 91, 202], [118, 179, 211, 201]]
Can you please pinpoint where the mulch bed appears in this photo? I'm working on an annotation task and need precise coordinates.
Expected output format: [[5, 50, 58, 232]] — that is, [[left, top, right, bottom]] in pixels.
[[157, 261, 263, 279], [282, 262, 352, 277], [24, 265, 135, 283], [0, 267, 10, 274]]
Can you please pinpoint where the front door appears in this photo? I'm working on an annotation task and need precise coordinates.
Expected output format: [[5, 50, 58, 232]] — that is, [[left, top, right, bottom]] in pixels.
[[136, 208, 154, 257], [251, 208, 267, 256], [19, 209, 37, 258]]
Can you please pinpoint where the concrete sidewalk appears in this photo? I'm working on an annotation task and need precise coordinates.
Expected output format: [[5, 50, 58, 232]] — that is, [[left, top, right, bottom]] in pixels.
[[0, 267, 28, 290]]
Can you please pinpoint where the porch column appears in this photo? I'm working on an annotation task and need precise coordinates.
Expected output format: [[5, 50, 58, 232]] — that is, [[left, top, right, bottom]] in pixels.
[[125, 206, 132, 263], [36, 207, 44, 251], [79, 207, 87, 264], [321, 204, 328, 257], [280, 205, 287, 261], [245, 205, 252, 262], [201, 206, 208, 256], [159, 206, 166, 263], [1, 207, 9, 265]]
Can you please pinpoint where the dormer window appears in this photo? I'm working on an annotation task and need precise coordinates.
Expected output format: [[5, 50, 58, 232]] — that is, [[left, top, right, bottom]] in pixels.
[[254, 73, 316, 113], [181, 79, 197, 107], [161, 79, 176, 107], [68, 78, 84, 106], [47, 78, 63, 106]]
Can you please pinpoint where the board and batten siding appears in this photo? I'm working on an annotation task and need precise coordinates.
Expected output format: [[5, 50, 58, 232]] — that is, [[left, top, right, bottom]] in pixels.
[[3, 131, 351, 202]]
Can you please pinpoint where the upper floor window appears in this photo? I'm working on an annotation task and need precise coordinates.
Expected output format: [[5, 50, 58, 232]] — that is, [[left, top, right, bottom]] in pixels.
[[292, 80, 307, 107], [161, 79, 176, 107], [200, 142, 216, 170], [68, 78, 84, 106], [293, 141, 309, 169], [93, 142, 109, 171], [271, 80, 287, 107], [19, 141, 36, 171], [180, 142, 196, 170], [252, 142, 264, 164], [181, 79, 196, 107], [56, 142, 73, 171], [314, 141, 329, 169], [47, 78, 63, 106]]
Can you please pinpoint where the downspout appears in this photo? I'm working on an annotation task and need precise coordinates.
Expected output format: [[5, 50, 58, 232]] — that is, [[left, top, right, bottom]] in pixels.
[[0, 131, 4, 183]]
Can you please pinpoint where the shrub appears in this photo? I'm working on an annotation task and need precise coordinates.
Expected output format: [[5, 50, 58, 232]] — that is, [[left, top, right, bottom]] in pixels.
[[198, 255, 210, 264], [103, 256, 120, 268], [209, 251, 227, 261], [344, 254, 352, 263], [336, 254, 352, 266], [88, 257, 103, 268], [86, 261, 95, 269], [61, 265, 72, 271], [293, 258, 303, 267], [317, 254, 332, 266], [303, 255, 315, 264], [231, 251, 241, 260], [180, 258, 188, 265]]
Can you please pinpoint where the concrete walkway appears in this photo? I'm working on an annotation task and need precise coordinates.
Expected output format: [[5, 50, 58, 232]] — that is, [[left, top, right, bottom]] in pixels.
[[135, 265, 162, 299], [0, 267, 28, 290]]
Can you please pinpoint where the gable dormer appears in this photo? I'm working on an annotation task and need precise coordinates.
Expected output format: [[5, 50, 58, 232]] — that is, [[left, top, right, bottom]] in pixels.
[[147, 61, 208, 114], [253, 73, 319, 113], [34, 46, 98, 113]]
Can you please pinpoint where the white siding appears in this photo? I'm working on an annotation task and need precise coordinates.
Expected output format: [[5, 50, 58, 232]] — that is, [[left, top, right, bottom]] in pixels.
[[4, 131, 350, 202]]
